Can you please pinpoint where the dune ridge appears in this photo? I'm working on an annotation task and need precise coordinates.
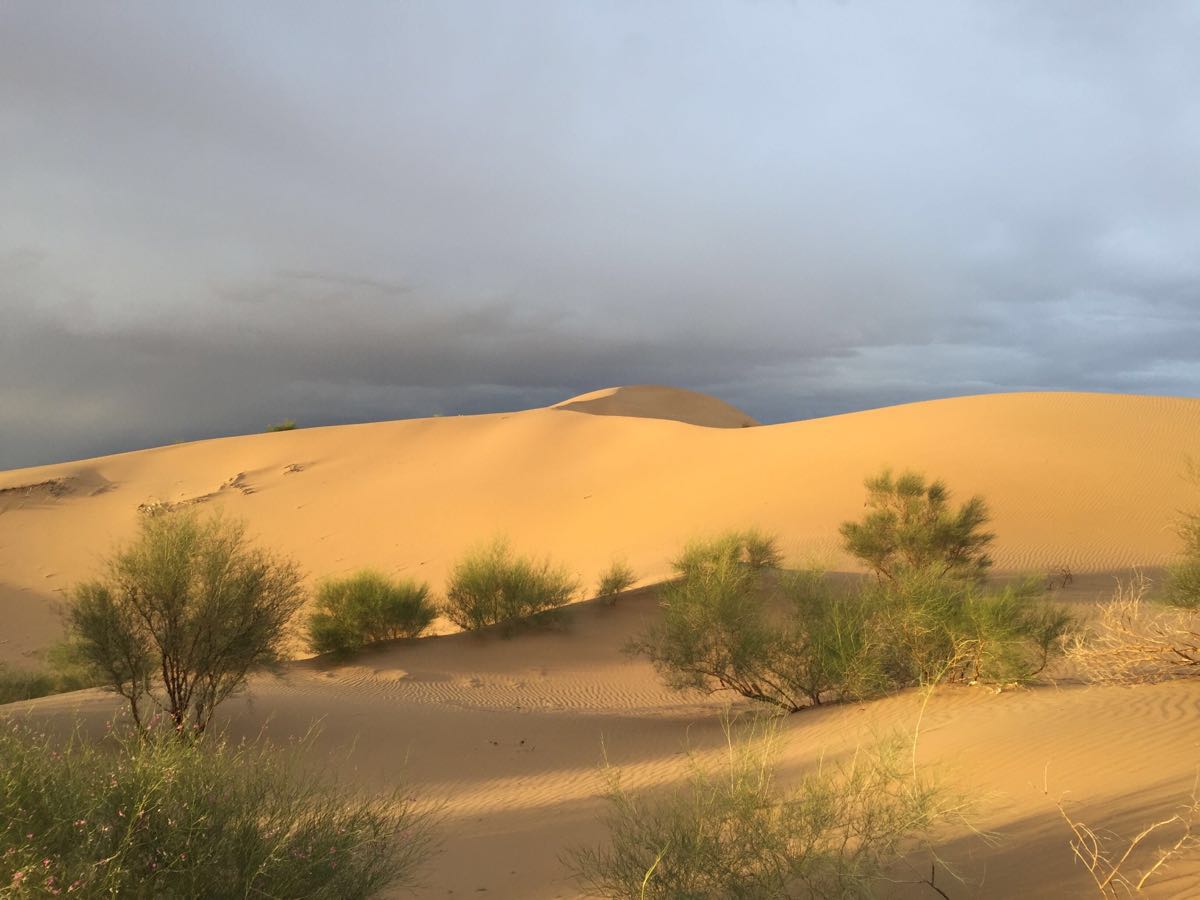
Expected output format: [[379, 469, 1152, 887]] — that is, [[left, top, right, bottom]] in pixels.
[[5, 386, 1200, 897], [3, 388, 1199, 666]]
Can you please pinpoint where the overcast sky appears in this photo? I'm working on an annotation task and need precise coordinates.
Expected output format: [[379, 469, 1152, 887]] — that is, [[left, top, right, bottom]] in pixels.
[[2, 1, 1198, 469]]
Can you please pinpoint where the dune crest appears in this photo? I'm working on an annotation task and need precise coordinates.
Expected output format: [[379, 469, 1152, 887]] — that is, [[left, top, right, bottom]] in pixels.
[[553, 384, 759, 428]]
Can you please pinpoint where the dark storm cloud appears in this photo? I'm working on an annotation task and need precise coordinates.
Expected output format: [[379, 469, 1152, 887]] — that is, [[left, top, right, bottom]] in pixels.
[[1, 1, 1198, 468]]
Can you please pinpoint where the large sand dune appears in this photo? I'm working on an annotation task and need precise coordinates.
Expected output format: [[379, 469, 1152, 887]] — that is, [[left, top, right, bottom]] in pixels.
[[3, 388, 1198, 665], [4, 387, 1200, 898]]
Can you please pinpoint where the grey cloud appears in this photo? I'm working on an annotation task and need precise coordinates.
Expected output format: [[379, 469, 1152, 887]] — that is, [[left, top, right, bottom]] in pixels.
[[1, 1, 1197, 468]]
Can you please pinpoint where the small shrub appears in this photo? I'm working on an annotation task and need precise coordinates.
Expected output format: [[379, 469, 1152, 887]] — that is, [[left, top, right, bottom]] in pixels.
[[266, 418, 298, 432], [840, 468, 994, 583], [0, 643, 100, 705], [69, 509, 304, 733], [865, 570, 1073, 687], [0, 667, 57, 706], [631, 546, 813, 711], [1067, 576, 1200, 684], [671, 529, 782, 579], [307, 571, 436, 657], [596, 560, 637, 605], [1166, 459, 1200, 608], [0, 718, 437, 898], [443, 539, 577, 632], [1166, 560, 1200, 609], [565, 716, 961, 899]]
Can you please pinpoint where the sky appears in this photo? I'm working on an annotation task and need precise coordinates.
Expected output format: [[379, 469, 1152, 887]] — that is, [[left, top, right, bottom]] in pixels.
[[2, 1, 1199, 469]]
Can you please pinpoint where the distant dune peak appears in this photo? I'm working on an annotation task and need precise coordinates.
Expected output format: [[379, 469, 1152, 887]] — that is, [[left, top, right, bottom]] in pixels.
[[552, 385, 760, 428]]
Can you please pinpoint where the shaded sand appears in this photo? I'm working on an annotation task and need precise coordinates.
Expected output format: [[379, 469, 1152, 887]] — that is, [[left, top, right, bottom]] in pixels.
[[11, 586, 1200, 898], [3, 388, 1199, 666]]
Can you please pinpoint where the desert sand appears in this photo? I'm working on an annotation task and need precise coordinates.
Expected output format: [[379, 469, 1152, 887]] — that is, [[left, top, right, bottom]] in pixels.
[[3, 386, 1200, 897]]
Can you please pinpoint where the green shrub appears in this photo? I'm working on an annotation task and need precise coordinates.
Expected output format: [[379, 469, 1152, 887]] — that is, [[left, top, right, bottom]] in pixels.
[[266, 418, 298, 432], [671, 529, 782, 579], [596, 560, 637, 604], [633, 534, 858, 712], [1166, 560, 1200, 609], [0, 718, 437, 898], [69, 509, 304, 733], [633, 533, 1071, 712], [865, 570, 1073, 686], [1166, 459, 1200, 608], [0, 643, 100, 705], [443, 539, 577, 632], [839, 469, 994, 582], [565, 716, 959, 899], [0, 667, 57, 706], [307, 571, 437, 656]]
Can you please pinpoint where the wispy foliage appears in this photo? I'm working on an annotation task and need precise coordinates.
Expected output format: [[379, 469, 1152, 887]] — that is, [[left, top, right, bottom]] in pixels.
[[840, 469, 994, 583], [0, 718, 437, 898], [596, 560, 637, 605], [443, 539, 577, 632], [68, 510, 304, 733], [307, 570, 436, 657], [566, 716, 962, 899]]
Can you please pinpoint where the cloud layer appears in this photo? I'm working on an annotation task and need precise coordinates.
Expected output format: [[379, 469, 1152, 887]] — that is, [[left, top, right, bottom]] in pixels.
[[2, 2, 1198, 468]]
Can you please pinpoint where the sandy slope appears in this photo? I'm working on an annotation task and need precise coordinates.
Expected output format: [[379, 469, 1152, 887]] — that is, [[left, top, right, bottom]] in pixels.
[[3, 387, 1200, 897], [3, 388, 1198, 666], [13, 580, 1200, 898]]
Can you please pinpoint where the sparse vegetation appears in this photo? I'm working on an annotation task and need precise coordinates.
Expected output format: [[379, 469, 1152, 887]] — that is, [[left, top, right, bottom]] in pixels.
[[633, 527, 1070, 712], [266, 418, 298, 432], [307, 570, 437, 657], [596, 560, 637, 604], [0, 643, 100, 705], [631, 539, 853, 712], [565, 716, 961, 899], [1067, 576, 1200, 684], [0, 718, 437, 898], [68, 509, 305, 733], [672, 528, 782, 579], [840, 469, 994, 583], [1166, 458, 1200, 609], [443, 539, 577, 633], [863, 569, 1073, 688], [1049, 773, 1199, 898]]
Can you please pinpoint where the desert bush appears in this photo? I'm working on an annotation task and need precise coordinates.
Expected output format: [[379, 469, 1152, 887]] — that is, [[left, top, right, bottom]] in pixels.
[[307, 570, 436, 656], [0, 644, 100, 705], [1166, 560, 1200, 609], [0, 718, 437, 898], [636, 554, 897, 710], [672, 528, 782, 579], [565, 716, 960, 899], [443, 539, 577, 632], [0, 667, 58, 706], [266, 418, 298, 432], [634, 533, 1069, 711], [1166, 458, 1200, 609], [596, 560, 637, 604], [866, 570, 1073, 687], [68, 509, 305, 733], [1066, 576, 1200, 684], [840, 469, 994, 583]]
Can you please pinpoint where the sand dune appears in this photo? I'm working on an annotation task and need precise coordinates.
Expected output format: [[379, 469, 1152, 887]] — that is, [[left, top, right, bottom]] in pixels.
[[4, 387, 1200, 897], [3, 388, 1198, 666]]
